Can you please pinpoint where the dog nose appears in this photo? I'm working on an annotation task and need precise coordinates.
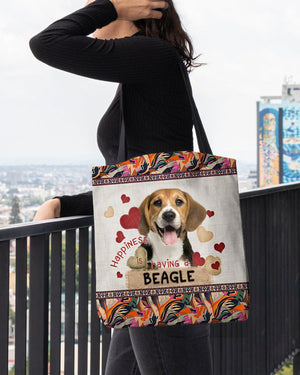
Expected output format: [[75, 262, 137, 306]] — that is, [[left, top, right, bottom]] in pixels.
[[162, 211, 176, 222]]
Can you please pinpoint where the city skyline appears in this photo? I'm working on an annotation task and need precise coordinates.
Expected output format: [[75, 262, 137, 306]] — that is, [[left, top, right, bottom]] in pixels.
[[1, 0, 300, 166], [0, 161, 257, 226]]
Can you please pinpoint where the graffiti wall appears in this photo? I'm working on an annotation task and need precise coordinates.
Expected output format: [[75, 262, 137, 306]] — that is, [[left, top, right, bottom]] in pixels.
[[258, 104, 280, 187], [282, 102, 300, 183]]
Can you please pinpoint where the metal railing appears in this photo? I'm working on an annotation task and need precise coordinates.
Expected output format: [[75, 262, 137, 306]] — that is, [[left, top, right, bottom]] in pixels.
[[0, 182, 299, 375], [0, 216, 110, 375], [211, 181, 300, 375]]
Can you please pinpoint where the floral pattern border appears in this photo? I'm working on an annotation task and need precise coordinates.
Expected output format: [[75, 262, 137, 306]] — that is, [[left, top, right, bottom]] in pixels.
[[92, 151, 237, 184], [96, 288, 249, 328]]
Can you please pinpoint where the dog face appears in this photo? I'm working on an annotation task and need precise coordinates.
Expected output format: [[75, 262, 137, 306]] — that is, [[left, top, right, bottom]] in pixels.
[[139, 189, 206, 246]]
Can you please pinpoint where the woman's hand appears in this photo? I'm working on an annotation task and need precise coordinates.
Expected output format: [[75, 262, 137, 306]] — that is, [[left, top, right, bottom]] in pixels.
[[33, 198, 61, 221], [85, 0, 166, 21], [110, 0, 169, 21]]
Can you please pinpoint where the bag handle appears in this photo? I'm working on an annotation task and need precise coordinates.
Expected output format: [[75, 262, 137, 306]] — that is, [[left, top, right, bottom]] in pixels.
[[177, 55, 212, 155], [117, 54, 212, 162]]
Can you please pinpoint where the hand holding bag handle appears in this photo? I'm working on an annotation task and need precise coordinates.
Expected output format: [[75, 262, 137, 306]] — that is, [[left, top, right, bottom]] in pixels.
[[117, 53, 212, 162]]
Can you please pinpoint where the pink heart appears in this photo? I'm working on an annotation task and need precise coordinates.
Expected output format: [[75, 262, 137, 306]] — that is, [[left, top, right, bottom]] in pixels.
[[121, 194, 130, 203], [120, 207, 141, 230], [116, 231, 125, 243], [214, 242, 225, 253], [207, 210, 214, 218], [117, 272, 123, 278], [192, 252, 205, 266]]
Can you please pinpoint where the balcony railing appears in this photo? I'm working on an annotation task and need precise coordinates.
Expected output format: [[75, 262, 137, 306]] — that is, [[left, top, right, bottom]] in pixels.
[[0, 182, 299, 375]]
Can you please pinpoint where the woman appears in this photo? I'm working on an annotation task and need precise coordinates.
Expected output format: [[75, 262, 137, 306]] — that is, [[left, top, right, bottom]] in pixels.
[[30, 0, 213, 374]]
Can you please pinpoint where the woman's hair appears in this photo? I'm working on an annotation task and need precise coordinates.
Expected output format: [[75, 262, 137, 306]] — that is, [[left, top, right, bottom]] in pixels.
[[133, 0, 203, 72]]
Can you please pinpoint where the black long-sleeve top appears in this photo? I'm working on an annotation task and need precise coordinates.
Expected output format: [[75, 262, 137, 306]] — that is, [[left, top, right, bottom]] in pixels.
[[29, 0, 194, 216]]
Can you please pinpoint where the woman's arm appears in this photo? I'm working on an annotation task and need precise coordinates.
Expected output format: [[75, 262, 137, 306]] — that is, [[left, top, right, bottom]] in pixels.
[[29, 0, 176, 84], [56, 191, 93, 216], [33, 191, 93, 221], [33, 198, 61, 221]]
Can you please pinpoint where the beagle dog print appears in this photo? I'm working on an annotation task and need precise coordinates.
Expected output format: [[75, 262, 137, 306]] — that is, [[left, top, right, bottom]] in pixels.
[[127, 188, 207, 269], [93, 151, 249, 327], [124, 188, 217, 290]]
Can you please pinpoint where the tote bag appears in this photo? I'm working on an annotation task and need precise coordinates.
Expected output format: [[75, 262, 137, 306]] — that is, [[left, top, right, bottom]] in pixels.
[[92, 56, 249, 328]]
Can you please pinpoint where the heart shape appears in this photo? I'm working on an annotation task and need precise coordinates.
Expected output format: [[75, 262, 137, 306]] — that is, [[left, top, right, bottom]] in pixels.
[[117, 271, 123, 278], [212, 261, 220, 270], [204, 255, 221, 276], [120, 207, 141, 230], [104, 206, 114, 218], [207, 210, 215, 218], [192, 252, 205, 266], [116, 231, 125, 243], [214, 242, 225, 253], [127, 247, 147, 269], [121, 194, 130, 203], [197, 226, 213, 243]]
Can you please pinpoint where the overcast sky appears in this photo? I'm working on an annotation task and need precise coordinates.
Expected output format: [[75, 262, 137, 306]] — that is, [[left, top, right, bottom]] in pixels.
[[1, 0, 299, 166]]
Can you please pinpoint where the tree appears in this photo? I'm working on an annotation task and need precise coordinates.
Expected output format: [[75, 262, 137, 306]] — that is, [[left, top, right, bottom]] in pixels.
[[9, 195, 22, 224], [7, 187, 19, 195]]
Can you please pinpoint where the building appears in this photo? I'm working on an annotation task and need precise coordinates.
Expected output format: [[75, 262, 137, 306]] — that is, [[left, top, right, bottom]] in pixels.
[[257, 83, 300, 187]]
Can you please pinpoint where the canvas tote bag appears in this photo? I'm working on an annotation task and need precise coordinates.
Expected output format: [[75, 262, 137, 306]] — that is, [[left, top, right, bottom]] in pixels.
[[92, 55, 250, 328]]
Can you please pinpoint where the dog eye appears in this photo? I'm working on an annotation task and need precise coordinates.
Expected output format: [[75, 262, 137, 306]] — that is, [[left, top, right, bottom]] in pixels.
[[153, 199, 162, 207], [176, 199, 184, 206]]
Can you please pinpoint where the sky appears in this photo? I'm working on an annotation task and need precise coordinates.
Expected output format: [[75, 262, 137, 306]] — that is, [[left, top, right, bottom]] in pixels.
[[1, 0, 299, 166]]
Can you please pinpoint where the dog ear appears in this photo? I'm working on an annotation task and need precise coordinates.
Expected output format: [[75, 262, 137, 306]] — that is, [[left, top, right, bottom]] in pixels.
[[139, 195, 151, 235], [184, 192, 207, 231]]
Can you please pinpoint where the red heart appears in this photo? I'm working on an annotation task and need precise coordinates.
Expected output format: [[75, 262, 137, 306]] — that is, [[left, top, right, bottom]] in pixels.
[[116, 231, 125, 243], [207, 210, 214, 218], [117, 272, 123, 278], [212, 261, 220, 270], [192, 252, 205, 266], [214, 242, 225, 253], [120, 207, 141, 230], [121, 194, 130, 203]]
